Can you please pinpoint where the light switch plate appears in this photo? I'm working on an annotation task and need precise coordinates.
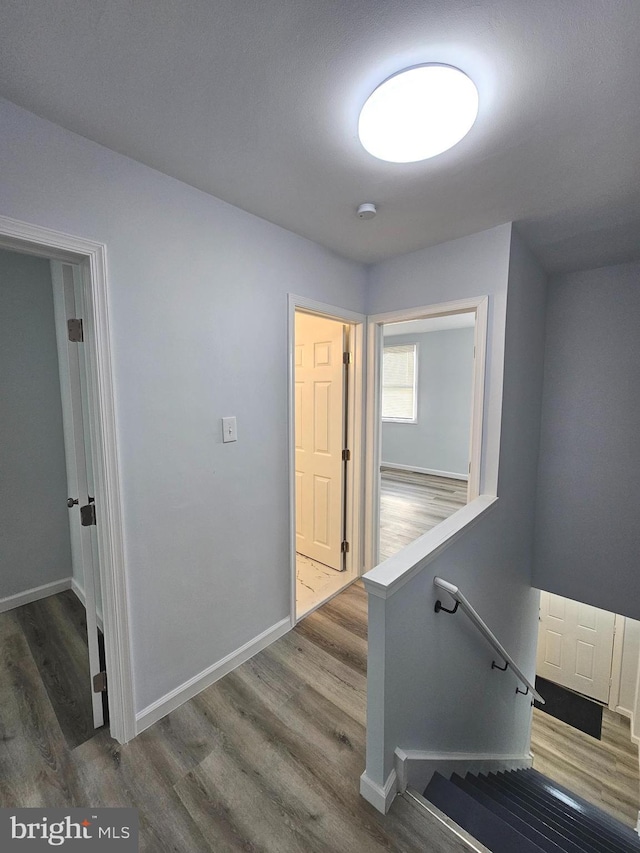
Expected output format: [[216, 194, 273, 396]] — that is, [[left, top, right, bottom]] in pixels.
[[222, 416, 237, 443]]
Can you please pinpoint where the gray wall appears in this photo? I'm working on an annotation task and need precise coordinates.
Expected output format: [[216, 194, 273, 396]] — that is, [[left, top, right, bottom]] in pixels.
[[368, 223, 512, 496], [382, 328, 475, 477], [0, 97, 367, 714], [364, 227, 547, 784], [533, 261, 640, 619], [0, 249, 72, 598]]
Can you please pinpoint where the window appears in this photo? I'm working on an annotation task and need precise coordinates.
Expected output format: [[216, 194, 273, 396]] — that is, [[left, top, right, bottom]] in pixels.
[[382, 344, 417, 422]]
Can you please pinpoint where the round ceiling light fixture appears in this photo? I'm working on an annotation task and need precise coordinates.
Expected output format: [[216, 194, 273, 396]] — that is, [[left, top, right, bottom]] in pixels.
[[358, 64, 479, 163]]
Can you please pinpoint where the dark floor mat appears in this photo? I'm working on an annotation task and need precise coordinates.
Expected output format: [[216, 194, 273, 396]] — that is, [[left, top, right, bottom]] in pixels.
[[534, 675, 603, 739]]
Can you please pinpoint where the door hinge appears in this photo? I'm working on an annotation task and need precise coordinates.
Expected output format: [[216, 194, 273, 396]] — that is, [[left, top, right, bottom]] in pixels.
[[67, 318, 84, 342], [343, 351, 352, 365], [80, 502, 96, 527], [341, 540, 350, 554], [342, 448, 351, 461], [93, 671, 107, 693]]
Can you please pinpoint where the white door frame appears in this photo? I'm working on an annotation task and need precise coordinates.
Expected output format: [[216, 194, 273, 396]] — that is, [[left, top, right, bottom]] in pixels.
[[287, 295, 366, 624], [51, 260, 105, 728], [608, 614, 627, 714], [365, 296, 488, 570], [0, 214, 135, 743]]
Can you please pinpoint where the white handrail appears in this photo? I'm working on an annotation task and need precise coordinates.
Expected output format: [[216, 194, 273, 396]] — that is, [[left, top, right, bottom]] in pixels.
[[434, 577, 545, 705]]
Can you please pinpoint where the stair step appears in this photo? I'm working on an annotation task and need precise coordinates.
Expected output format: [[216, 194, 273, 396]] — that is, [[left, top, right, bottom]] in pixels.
[[518, 769, 640, 848], [450, 773, 582, 853], [503, 770, 636, 852], [424, 766, 640, 853], [467, 773, 603, 853], [486, 772, 630, 853], [424, 771, 547, 853]]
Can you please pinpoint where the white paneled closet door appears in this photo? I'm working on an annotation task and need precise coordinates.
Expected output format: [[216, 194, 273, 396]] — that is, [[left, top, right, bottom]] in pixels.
[[294, 311, 346, 571]]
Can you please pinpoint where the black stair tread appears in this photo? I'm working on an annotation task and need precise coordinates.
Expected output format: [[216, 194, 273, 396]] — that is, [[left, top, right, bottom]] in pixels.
[[450, 773, 585, 853], [505, 770, 637, 851], [492, 772, 633, 853], [485, 772, 626, 853], [518, 769, 640, 847], [511, 771, 640, 853], [469, 773, 614, 853], [424, 771, 548, 853], [462, 773, 596, 853]]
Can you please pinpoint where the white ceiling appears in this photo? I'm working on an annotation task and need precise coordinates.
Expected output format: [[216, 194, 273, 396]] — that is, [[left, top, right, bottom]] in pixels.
[[1, 1, 639, 273]]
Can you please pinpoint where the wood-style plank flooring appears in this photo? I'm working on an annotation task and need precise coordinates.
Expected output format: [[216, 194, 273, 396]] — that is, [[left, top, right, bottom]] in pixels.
[[531, 705, 640, 827], [4, 582, 637, 848], [379, 469, 468, 561], [3, 589, 96, 750], [0, 582, 479, 852]]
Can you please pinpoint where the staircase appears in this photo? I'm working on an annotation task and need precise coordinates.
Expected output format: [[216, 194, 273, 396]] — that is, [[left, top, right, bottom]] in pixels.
[[424, 767, 640, 852]]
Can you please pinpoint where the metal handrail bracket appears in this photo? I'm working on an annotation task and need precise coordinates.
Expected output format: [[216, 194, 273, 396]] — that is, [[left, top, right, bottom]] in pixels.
[[433, 576, 545, 705]]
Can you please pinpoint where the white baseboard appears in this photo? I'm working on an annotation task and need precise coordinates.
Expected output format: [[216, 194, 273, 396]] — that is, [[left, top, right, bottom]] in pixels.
[[0, 577, 72, 613], [360, 768, 398, 814], [613, 704, 640, 746], [615, 705, 632, 721], [381, 462, 469, 482], [71, 578, 104, 633], [394, 748, 533, 794], [135, 616, 292, 735]]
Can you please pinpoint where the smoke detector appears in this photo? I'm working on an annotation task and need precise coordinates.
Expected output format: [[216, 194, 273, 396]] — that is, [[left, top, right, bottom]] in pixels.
[[357, 202, 377, 220]]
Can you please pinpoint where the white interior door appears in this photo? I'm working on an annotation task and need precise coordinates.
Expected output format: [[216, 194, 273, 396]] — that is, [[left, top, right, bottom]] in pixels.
[[536, 591, 615, 703], [51, 261, 104, 729], [295, 311, 346, 571]]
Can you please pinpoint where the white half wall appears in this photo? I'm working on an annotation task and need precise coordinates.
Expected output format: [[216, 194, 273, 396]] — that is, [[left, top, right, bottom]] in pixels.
[[0, 96, 367, 715], [362, 226, 547, 805]]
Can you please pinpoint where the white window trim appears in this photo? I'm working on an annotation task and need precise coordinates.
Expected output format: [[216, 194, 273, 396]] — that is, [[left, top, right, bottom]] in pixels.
[[381, 342, 419, 424]]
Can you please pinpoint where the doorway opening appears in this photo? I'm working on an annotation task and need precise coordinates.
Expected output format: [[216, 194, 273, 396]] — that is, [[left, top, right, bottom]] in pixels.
[[289, 297, 365, 622], [365, 297, 488, 568], [0, 215, 134, 744], [0, 249, 103, 747]]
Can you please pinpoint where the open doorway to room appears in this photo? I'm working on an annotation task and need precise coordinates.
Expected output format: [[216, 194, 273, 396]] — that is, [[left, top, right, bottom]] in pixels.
[[0, 248, 105, 746], [378, 313, 475, 560], [0, 215, 134, 746], [532, 589, 640, 827], [366, 298, 487, 567], [289, 299, 365, 621]]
